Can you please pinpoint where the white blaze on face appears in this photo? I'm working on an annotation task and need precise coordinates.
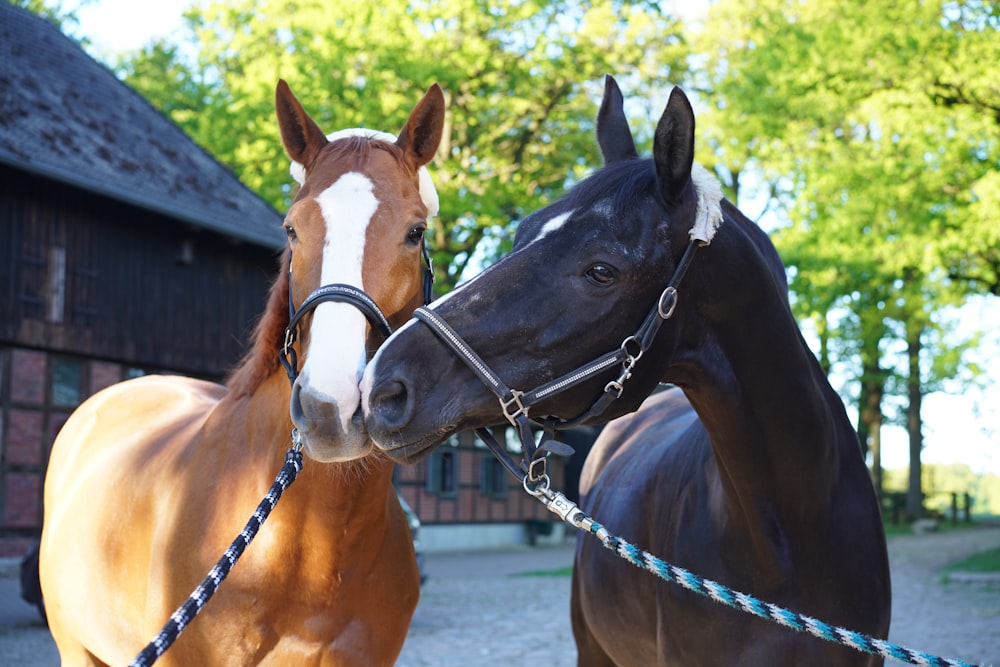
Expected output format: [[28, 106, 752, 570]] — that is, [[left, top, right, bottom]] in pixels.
[[300, 172, 378, 433]]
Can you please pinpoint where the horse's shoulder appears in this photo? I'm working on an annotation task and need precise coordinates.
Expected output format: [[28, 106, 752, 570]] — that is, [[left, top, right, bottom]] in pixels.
[[581, 387, 705, 497]]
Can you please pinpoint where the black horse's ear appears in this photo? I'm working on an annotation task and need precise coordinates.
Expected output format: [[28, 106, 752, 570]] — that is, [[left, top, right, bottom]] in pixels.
[[596, 75, 638, 164], [653, 87, 695, 204]]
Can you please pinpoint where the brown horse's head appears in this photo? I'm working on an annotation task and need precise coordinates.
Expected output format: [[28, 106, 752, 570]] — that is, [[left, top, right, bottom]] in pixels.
[[275, 79, 444, 462]]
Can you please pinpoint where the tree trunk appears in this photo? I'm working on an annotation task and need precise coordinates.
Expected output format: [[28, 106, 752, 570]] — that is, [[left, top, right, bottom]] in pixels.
[[855, 319, 885, 495], [905, 321, 924, 520]]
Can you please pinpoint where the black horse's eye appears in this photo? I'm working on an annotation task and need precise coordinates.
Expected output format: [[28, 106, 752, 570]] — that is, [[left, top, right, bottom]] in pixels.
[[283, 224, 297, 242], [406, 224, 426, 246], [586, 263, 617, 286]]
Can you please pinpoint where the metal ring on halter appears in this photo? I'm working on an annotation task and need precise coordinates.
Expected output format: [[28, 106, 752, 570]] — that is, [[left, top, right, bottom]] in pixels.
[[523, 472, 551, 496], [658, 286, 679, 319], [620, 335, 643, 360]]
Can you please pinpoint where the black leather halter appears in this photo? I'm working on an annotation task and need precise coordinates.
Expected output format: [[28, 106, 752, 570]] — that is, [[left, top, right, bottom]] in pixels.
[[412, 239, 701, 482], [279, 241, 434, 384]]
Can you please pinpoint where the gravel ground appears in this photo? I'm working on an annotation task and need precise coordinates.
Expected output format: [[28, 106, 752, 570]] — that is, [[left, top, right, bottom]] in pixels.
[[2, 526, 998, 666]]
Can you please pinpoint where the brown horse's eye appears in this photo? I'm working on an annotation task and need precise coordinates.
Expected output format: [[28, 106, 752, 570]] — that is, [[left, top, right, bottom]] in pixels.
[[586, 263, 616, 286], [406, 224, 426, 246], [283, 224, 297, 242]]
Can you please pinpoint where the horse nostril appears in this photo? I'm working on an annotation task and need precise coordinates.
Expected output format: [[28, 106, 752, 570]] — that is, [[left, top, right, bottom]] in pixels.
[[290, 382, 306, 429], [370, 378, 413, 430]]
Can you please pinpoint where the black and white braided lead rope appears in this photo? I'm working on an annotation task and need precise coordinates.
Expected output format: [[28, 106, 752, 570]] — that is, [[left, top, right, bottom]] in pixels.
[[528, 481, 984, 667], [129, 440, 305, 667]]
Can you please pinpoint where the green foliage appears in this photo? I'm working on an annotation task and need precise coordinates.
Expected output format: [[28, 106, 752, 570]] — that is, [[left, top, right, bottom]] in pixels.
[[114, 0, 687, 292], [11, 0, 83, 33]]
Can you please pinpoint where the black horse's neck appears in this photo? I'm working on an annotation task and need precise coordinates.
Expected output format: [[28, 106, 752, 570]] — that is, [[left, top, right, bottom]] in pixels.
[[666, 207, 859, 517]]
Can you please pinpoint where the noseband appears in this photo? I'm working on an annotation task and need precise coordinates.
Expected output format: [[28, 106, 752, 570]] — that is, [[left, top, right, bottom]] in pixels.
[[279, 242, 434, 384], [412, 239, 701, 481]]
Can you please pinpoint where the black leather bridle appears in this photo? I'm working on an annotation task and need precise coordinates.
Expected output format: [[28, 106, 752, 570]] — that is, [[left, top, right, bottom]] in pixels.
[[279, 241, 434, 384], [412, 239, 702, 483]]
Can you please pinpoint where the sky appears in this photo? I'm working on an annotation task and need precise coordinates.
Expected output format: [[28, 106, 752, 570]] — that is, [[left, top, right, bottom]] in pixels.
[[70, 0, 1000, 476]]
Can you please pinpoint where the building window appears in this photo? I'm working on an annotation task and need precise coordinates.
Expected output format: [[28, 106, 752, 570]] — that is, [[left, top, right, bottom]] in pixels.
[[51, 357, 83, 408], [426, 448, 458, 498], [47, 246, 67, 323], [480, 455, 508, 499]]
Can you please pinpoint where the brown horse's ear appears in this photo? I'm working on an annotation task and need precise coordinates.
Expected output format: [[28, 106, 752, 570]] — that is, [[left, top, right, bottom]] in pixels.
[[275, 79, 328, 171], [396, 83, 446, 170], [596, 75, 638, 164], [653, 86, 695, 204]]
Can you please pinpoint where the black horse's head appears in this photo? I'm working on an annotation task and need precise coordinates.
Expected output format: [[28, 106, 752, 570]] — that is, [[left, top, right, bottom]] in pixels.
[[362, 76, 726, 463]]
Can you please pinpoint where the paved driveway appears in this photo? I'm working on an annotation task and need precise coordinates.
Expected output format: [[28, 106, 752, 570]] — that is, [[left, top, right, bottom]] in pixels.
[[2, 526, 998, 665]]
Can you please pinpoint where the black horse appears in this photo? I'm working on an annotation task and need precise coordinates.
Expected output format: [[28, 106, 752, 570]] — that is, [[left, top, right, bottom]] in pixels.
[[362, 76, 890, 665]]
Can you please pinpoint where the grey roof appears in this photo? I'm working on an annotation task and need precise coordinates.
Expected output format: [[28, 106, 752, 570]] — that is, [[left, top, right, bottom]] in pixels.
[[0, 3, 284, 249]]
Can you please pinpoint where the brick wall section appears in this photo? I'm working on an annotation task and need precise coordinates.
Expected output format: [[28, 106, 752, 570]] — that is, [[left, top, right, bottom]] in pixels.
[[11, 349, 45, 405], [90, 361, 122, 394], [0, 349, 93, 558], [7, 409, 43, 466], [4, 473, 40, 527]]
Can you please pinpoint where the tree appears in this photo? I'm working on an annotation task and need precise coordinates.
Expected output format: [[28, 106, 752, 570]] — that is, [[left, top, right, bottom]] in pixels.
[[696, 0, 999, 513], [115, 0, 689, 293], [11, 0, 79, 31]]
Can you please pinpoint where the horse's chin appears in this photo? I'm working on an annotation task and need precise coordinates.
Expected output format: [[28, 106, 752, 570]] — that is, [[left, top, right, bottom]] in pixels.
[[294, 405, 374, 462], [301, 428, 373, 463], [369, 425, 458, 465]]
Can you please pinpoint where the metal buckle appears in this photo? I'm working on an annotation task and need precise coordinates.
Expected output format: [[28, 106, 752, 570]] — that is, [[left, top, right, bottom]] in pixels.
[[500, 390, 528, 426], [527, 456, 547, 484]]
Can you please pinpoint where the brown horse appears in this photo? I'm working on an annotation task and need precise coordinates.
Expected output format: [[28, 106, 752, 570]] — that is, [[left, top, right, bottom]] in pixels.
[[362, 76, 890, 664], [39, 79, 444, 666]]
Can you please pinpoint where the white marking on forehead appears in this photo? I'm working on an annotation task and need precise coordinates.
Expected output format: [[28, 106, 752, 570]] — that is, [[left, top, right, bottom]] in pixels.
[[289, 128, 439, 218], [300, 172, 378, 433], [518, 210, 573, 249], [690, 162, 724, 245], [537, 211, 572, 240]]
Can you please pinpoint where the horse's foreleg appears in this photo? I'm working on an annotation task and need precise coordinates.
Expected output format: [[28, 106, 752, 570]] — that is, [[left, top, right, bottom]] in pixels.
[[570, 569, 617, 667]]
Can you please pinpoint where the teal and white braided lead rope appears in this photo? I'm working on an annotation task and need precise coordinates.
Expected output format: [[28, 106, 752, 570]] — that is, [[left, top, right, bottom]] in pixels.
[[527, 480, 983, 667]]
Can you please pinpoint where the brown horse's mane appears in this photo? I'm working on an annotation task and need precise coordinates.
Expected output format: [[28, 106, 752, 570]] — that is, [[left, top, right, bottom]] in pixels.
[[226, 248, 290, 398]]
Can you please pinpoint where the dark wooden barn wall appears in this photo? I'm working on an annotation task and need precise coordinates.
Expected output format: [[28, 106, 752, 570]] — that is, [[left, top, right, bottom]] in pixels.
[[0, 166, 282, 377]]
